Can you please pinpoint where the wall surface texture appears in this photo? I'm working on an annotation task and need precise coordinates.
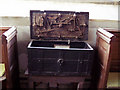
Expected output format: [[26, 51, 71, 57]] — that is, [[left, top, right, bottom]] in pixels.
[[0, 1, 119, 73]]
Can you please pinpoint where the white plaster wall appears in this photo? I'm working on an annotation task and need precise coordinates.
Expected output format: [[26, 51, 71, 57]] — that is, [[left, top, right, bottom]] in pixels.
[[0, 1, 119, 21]]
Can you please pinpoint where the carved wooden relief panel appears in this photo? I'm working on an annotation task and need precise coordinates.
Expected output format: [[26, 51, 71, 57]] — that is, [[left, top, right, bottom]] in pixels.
[[30, 11, 89, 40]]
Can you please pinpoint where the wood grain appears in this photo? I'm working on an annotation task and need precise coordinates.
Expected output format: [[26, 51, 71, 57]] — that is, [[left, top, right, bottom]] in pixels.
[[0, 27, 19, 88]]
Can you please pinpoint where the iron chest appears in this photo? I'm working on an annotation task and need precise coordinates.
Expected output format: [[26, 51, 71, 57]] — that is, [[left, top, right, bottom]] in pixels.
[[28, 10, 93, 76]]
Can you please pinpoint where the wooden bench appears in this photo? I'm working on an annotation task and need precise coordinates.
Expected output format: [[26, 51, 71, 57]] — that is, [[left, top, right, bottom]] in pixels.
[[0, 26, 19, 88]]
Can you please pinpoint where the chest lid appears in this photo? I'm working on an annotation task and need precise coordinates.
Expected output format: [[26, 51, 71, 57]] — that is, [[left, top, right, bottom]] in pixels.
[[30, 10, 89, 40]]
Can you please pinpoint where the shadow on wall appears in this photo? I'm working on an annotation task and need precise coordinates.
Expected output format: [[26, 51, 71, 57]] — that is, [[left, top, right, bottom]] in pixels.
[[17, 26, 30, 73], [17, 41, 30, 73]]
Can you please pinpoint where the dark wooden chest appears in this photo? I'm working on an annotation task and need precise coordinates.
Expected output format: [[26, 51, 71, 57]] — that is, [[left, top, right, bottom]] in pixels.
[[28, 10, 94, 76]]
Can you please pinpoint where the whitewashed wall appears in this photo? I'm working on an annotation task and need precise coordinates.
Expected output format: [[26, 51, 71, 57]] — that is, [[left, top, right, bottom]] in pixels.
[[0, 1, 119, 21]]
